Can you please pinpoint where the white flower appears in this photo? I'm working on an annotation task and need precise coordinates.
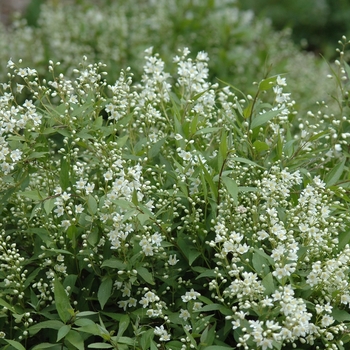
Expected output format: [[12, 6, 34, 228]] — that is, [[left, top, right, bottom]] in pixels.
[[168, 254, 179, 266], [179, 309, 191, 321], [61, 220, 71, 231]]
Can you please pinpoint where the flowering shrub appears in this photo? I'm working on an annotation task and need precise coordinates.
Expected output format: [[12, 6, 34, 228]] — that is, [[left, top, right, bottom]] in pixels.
[[1, 30, 350, 350]]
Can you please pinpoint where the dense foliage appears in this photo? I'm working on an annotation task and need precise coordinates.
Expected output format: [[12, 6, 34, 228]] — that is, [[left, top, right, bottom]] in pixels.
[[0, 0, 337, 116], [1, 1, 350, 350], [238, 0, 350, 58]]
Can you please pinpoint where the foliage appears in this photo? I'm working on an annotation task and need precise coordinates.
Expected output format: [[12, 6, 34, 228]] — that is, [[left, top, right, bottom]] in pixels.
[[0, 0, 337, 117], [1, 23, 350, 349], [238, 0, 350, 58]]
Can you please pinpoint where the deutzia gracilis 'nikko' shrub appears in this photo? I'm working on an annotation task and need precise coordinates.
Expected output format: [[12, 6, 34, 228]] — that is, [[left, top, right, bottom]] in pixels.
[[0, 41, 350, 349]]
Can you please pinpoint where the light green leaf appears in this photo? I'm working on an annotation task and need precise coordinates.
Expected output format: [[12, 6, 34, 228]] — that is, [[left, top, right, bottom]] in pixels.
[[65, 330, 85, 350], [231, 157, 264, 168], [262, 273, 275, 295], [200, 325, 215, 347], [57, 324, 71, 341], [140, 329, 154, 350], [28, 320, 64, 336], [194, 127, 221, 135], [54, 277, 74, 324], [251, 109, 280, 129], [332, 308, 350, 322], [88, 343, 114, 349], [74, 323, 101, 336], [4, 339, 26, 350], [258, 75, 277, 91], [253, 140, 269, 152], [0, 297, 16, 312], [149, 137, 166, 158], [32, 343, 62, 350], [43, 198, 55, 215], [116, 315, 130, 339], [116, 134, 129, 147], [98, 276, 113, 309], [18, 190, 46, 201], [325, 159, 346, 187], [221, 177, 238, 205], [87, 194, 97, 215], [60, 158, 70, 190]]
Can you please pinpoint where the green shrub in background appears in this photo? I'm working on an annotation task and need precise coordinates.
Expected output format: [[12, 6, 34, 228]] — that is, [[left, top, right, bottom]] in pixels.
[[0, 24, 350, 349], [0, 0, 338, 117], [238, 0, 350, 59]]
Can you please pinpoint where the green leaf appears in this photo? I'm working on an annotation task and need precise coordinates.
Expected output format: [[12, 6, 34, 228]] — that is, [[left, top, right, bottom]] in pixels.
[[332, 308, 350, 322], [251, 109, 280, 129], [252, 250, 270, 275], [87, 194, 98, 215], [98, 276, 113, 309], [231, 156, 264, 168], [325, 159, 346, 186], [4, 339, 26, 350], [221, 177, 238, 205], [258, 76, 277, 91], [199, 304, 231, 316], [88, 343, 114, 349], [65, 330, 85, 350], [116, 314, 130, 339], [200, 325, 215, 347], [149, 137, 166, 158], [253, 140, 269, 152], [116, 134, 129, 147], [57, 324, 71, 341], [32, 343, 62, 350], [27, 151, 49, 159], [218, 130, 227, 170], [43, 198, 55, 215], [0, 297, 16, 312], [203, 346, 234, 350], [28, 320, 64, 336], [60, 158, 70, 190], [18, 190, 46, 201], [54, 277, 74, 324], [194, 127, 221, 135], [262, 273, 275, 295], [140, 329, 154, 350], [101, 258, 126, 270], [75, 323, 101, 336], [137, 267, 155, 285]]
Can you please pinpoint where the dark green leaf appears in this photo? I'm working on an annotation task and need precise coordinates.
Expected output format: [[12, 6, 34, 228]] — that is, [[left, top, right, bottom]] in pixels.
[[101, 258, 126, 270], [137, 267, 155, 285]]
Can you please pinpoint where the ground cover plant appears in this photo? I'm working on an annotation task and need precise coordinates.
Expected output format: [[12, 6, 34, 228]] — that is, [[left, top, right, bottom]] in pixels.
[[0, 19, 350, 348]]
